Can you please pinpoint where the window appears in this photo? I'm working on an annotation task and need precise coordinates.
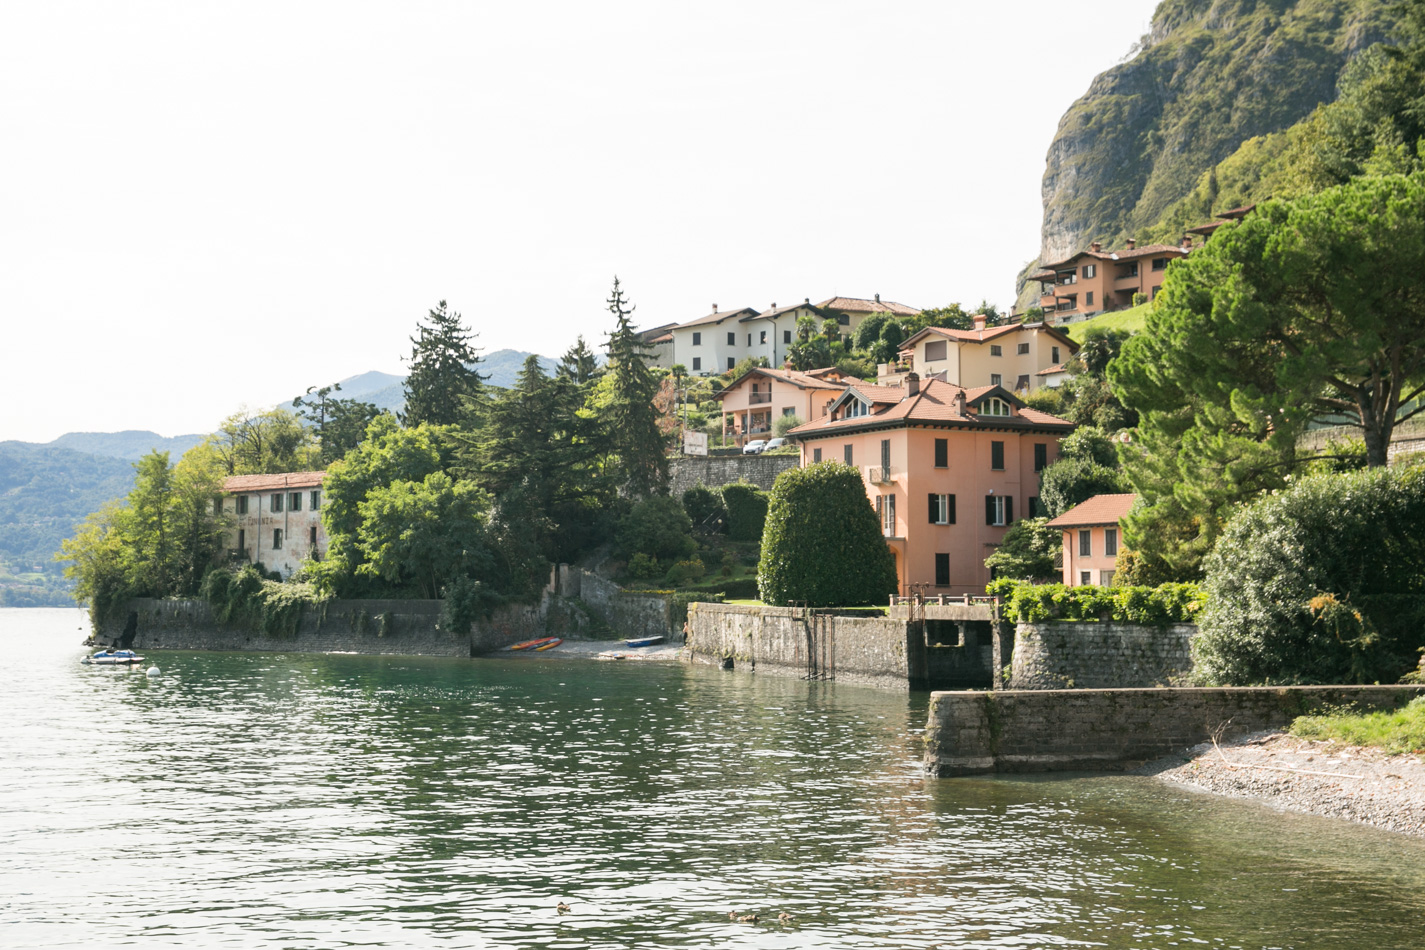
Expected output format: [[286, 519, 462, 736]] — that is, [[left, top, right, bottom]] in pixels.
[[1016, 375, 1030, 392], [1152, 257, 1167, 271], [727, 332, 735, 345], [1082, 264, 1096, 278], [843, 444, 853, 465], [934, 438, 947, 468], [990, 344, 1002, 357], [929, 493, 955, 525], [813, 448, 822, 462], [289, 492, 302, 512], [1085, 292, 1094, 306], [1105, 528, 1118, 557], [783, 330, 791, 344], [692, 357, 701, 371], [1126, 262, 1139, 277], [875, 494, 897, 536], [1079, 530, 1092, 557], [935, 553, 950, 587], [271, 493, 284, 513], [727, 357, 735, 370], [782, 407, 795, 416], [990, 373, 1002, 387], [1028, 496, 1042, 518], [1052, 346, 1061, 363], [236, 528, 245, 552], [311, 490, 321, 509], [747, 333, 752, 346], [1080, 571, 1092, 586], [924, 340, 947, 362], [837, 313, 850, 325], [235, 496, 248, 515], [880, 439, 891, 474], [1101, 570, 1116, 586], [991, 441, 1005, 470], [844, 400, 869, 419], [985, 495, 1011, 526], [310, 526, 318, 546], [212, 497, 223, 517], [983, 398, 1011, 417], [1017, 342, 1030, 355], [273, 528, 283, 550], [693, 331, 702, 346], [760, 330, 767, 345], [1034, 443, 1047, 472]]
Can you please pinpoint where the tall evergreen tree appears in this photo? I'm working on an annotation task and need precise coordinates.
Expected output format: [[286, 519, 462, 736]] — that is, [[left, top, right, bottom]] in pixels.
[[401, 301, 485, 428], [600, 277, 668, 496], [558, 335, 603, 384]]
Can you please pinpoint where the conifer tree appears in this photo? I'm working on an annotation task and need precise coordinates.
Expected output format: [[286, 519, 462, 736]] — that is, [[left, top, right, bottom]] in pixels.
[[558, 335, 603, 384], [401, 301, 485, 428], [600, 277, 668, 496]]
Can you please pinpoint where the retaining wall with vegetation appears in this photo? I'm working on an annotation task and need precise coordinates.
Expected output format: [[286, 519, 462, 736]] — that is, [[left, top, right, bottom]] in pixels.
[[925, 685, 1425, 776], [569, 570, 673, 640], [1010, 622, 1196, 689], [667, 455, 798, 496]]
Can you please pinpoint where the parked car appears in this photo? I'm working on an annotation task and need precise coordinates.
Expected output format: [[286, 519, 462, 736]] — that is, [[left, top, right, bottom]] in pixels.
[[742, 440, 767, 455], [763, 437, 788, 452]]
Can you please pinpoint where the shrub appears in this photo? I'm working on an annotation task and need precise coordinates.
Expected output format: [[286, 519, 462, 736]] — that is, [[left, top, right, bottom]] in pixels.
[[682, 484, 726, 529], [616, 495, 696, 563], [200, 565, 324, 638], [988, 577, 1205, 625], [664, 558, 706, 586], [1195, 466, 1425, 685], [758, 463, 897, 607], [983, 517, 1059, 581], [720, 482, 769, 542], [626, 553, 662, 580], [773, 414, 803, 437]]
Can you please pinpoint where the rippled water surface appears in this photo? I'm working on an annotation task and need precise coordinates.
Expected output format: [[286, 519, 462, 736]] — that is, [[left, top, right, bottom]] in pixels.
[[3, 608, 1424, 948]]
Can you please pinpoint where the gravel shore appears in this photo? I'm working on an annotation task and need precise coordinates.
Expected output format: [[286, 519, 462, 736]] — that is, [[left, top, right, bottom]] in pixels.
[[1145, 730, 1425, 838]]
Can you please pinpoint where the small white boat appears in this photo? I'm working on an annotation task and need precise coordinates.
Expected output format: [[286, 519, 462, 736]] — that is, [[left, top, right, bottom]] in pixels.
[[82, 649, 145, 666]]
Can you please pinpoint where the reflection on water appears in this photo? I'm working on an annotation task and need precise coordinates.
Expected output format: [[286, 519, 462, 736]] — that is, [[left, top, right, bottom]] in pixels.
[[2, 607, 1422, 949]]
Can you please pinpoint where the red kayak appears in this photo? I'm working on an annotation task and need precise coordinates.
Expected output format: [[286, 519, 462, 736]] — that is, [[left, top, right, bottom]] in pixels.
[[509, 637, 562, 652]]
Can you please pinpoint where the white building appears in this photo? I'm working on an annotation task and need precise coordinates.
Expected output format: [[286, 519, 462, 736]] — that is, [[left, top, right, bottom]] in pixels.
[[220, 471, 327, 579]]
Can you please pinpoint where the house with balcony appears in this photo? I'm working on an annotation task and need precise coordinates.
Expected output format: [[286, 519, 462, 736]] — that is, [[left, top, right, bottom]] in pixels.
[[881, 313, 1078, 394], [1184, 203, 1257, 242], [219, 471, 326, 579], [1029, 238, 1193, 323], [789, 374, 1073, 595], [715, 366, 851, 446], [1045, 493, 1137, 587]]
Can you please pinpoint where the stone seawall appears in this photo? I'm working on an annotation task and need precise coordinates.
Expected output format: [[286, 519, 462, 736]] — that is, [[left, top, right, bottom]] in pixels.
[[1011, 622, 1195, 689], [98, 594, 589, 657], [571, 570, 672, 639], [686, 602, 922, 690], [925, 685, 1425, 776], [668, 455, 798, 495]]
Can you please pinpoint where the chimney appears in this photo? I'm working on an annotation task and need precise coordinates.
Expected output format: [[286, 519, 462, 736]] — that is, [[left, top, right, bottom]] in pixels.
[[1090, 241, 1102, 253], [972, 313, 987, 331], [804, 297, 810, 305], [712, 303, 718, 313], [771, 302, 776, 309], [1125, 238, 1137, 250], [1181, 234, 1193, 249], [953, 390, 966, 416], [875, 293, 881, 304], [905, 372, 920, 397]]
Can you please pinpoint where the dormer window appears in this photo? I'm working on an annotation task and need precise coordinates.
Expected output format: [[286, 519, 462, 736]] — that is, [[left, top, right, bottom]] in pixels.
[[844, 399, 870, 419], [982, 398, 1012, 417]]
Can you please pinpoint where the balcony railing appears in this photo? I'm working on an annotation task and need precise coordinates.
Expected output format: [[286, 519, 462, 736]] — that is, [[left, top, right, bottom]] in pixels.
[[749, 392, 772, 404], [868, 466, 895, 484]]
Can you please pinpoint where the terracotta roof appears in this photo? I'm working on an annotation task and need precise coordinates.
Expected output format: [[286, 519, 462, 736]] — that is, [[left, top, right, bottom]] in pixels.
[[1041, 244, 1189, 270], [1036, 362, 1068, 376], [740, 301, 818, 322], [815, 296, 920, 316], [901, 322, 1079, 353], [790, 378, 1073, 438], [1028, 270, 1055, 281], [224, 471, 326, 494], [676, 307, 759, 329], [1186, 221, 1226, 236], [1216, 203, 1257, 219], [649, 333, 673, 344], [715, 366, 850, 399], [1045, 493, 1138, 529]]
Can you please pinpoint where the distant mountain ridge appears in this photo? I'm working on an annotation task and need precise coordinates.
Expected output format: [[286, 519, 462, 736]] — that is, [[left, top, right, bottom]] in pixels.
[[288, 350, 558, 416], [47, 430, 208, 461]]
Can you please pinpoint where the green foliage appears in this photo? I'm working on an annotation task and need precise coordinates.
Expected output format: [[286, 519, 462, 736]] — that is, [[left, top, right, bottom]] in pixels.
[[354, 472, 494, 600], [439, 576, 505, 634], [1195, 466, 1425, 685], [984, 517, 1060, 582], [664, 558, 705, 586], [1112, 548, 1177, 588], [988, 577, 1206, 625], [204, 407, 318, 476], [401, 300, 486, 428], [1112, 174, 1425, 575], [758, 462, 897, 607], [681, 484, 726, 528], [772, 414, 803, 438], [1037, 426, 1130, 518], [627, 553, 662, 580], [598, 277, 668, 497], [293, 384, 384, 465], [200, 565, 324, 638], [616, 495, 696, 563], [557, 334, 603, 384], [1290, 696, 1425, 754], [719, 482, 769, 542]]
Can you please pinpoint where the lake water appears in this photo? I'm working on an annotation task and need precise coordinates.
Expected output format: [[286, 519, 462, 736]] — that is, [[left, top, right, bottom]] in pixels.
[[3, 607, 1423, 949]]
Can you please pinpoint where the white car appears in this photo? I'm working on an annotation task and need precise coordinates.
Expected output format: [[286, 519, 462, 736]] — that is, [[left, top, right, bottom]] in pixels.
[[763, 437, 788, 451], [742, 440, 767, 455]]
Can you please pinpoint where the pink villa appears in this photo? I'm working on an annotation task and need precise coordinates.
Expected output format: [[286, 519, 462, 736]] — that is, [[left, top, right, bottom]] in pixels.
[[1045, 493, 1138, 587], [715, 366, 851, 446], [790, 374, 1074, 595]]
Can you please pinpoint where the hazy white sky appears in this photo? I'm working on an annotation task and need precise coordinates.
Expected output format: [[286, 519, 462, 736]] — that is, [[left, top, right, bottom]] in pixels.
[[2, 0, 1157, 443]]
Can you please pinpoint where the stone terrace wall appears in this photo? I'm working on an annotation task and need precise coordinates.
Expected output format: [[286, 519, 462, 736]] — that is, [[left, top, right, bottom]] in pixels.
[[686, 602, 920, 690], [668, 455, 798, 496], [575, 570, 672, 639], [925, 685, 1425, 776], [1011, 622, 1195, 689], [100, 595, 572, 657]]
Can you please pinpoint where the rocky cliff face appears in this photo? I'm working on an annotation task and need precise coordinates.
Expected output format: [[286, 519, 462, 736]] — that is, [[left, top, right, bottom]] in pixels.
[[1035, 0, 1389, 265]]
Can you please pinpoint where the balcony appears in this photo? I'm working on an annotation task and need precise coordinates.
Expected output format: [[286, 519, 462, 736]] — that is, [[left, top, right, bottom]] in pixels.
[[749, 392, 772, 404], [869, 466, 896, 484]]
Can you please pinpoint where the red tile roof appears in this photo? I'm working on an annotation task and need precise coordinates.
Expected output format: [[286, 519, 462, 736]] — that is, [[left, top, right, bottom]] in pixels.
[[815, 296, 921, 316], [1036, 362, 1067, 376], [224, 471, 326, 494], [715, 366, 851, 399], [900, 322, 1079, 353], [790, 378, 1072, 437], [1045, 493, 1138, 529], [1041, 243, 1190, 270], [676, 307, 759, 329]]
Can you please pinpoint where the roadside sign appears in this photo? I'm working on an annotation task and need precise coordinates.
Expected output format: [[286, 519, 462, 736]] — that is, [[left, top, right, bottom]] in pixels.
[[683, 431, 708, 456]]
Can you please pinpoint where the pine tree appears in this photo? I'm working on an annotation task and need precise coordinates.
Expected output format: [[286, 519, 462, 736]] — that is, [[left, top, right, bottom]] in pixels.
[[557, 335, 603, 384], [600, 277, 668, 497], [401, 301, 485, 428]]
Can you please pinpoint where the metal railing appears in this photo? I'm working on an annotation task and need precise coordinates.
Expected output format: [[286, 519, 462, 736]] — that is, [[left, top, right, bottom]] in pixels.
[[749, 392, 772, 404], [868, 466, 895, 484], [891, 594, 999, 607]]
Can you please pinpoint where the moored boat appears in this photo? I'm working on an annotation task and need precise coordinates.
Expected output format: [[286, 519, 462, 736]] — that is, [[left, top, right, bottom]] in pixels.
[[82, 649, 145, 666], [532, 638, 563, 651], [509, 637, 561, 652], [623, 636, 665, 648]]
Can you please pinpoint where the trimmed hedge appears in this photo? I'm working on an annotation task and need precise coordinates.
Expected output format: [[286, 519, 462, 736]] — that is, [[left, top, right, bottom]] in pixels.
[[987, 577, 1205, 625], [720, 482, 769, 542]]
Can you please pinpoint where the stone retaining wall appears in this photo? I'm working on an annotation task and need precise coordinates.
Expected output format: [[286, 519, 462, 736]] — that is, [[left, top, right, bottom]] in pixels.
[[686, 602, 922, 690], [98, 594, 589, 657], [668, 455, 798, 496], [925, 685, 1425, 776], [574, 570, 672, 639], [1011, 622, 1196, 689]]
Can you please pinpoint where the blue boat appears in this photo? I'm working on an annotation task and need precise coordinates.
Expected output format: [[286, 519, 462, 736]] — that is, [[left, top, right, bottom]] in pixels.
[[623, 636, 665, 648], [82, 649, 145, 666]]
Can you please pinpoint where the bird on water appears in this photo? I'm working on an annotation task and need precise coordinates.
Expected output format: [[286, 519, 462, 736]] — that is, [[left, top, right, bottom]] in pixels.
[[556, 902, 570, 914]]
